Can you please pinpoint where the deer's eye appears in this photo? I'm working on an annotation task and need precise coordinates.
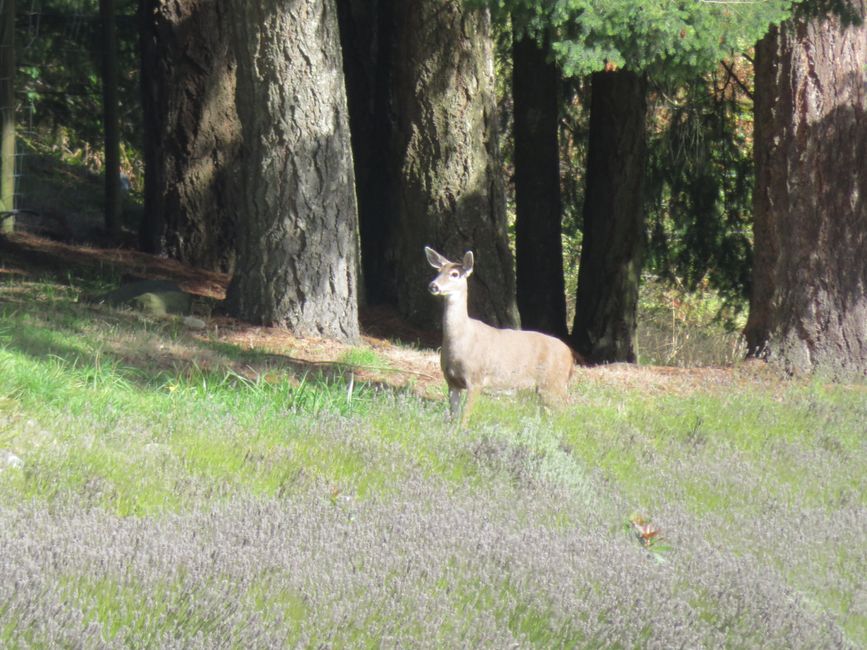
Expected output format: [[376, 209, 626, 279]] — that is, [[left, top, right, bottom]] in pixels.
[[449, 270, 460, 278]]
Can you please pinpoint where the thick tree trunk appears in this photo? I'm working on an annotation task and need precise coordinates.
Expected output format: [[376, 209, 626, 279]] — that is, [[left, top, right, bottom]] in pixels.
[[139, 0, 241, 272], [745, 3, 866, 379], [225, 0, 360, 342], [100, 0, 121, 238], [512, 30, 567, 338], [390, 0, 518, 328], [335, 0, 397, 304], [571, 70, 647, 363]]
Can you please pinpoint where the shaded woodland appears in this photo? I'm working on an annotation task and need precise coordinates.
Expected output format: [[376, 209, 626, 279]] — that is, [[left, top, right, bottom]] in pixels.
[[0, 0, 864, 378]]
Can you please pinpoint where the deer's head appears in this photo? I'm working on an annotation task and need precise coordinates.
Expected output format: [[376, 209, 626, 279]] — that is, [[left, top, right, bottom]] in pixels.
[[425, 247, 474, 297]]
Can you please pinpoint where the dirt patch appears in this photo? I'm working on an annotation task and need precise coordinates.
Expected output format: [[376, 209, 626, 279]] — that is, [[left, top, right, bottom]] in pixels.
[[207, 316, 442, 396], [0, 232, 228, 299], [571, 358, 798, 398]]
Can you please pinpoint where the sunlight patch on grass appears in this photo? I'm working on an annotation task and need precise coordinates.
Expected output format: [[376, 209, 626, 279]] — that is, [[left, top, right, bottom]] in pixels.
[[337, 346, 390, 370]]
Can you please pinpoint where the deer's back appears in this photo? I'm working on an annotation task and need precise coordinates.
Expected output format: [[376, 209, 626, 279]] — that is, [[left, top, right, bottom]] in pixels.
[[441, 319, 573, 393]]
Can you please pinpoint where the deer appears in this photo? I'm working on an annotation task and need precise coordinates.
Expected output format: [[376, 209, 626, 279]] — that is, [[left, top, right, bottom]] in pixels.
[[425, 246, 577, 427]]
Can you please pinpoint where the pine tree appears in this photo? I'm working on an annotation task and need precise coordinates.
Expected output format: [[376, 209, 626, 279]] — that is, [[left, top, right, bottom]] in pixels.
[[745, 1, 866, 379], [225, 0, 360, 341], [340, 0, 518, 328], [480, 0, 792, 361], [139, 0, 241, 272]]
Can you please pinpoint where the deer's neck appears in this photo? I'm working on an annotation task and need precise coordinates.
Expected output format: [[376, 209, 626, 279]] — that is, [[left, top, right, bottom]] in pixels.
[[442, 292, 470, 340]]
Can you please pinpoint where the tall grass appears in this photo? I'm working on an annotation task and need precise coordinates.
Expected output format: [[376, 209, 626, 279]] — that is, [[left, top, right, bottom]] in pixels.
[[636, 275, 747, 366], [1, 274, 864, 647]]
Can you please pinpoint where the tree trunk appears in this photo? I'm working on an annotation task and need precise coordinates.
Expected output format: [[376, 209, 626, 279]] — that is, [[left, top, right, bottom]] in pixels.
[[225, 0, 360, 342], [390, 0, 517, 328], [139, 0, 241, 272], [512, 30, 567, 338], [571, 69, 647, 363], [335, 0, 397, 304], [100, 0, 121, 238], [0, 0, 14, 234], [745, 2, 866, 379]]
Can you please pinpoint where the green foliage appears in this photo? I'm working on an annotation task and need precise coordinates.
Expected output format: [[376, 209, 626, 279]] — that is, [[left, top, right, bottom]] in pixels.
[[16, 0, 142, 179], [482, 0, 794, 79], [645, 63, 755, 309], [637, 274, 747, 366], [481, 0, 789, 338], [558, 77, 590, 246]]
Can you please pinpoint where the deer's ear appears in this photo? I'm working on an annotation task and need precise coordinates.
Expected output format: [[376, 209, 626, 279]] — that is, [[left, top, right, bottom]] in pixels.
[[425, 246, 449, 269], [462, 251, 474, 277]]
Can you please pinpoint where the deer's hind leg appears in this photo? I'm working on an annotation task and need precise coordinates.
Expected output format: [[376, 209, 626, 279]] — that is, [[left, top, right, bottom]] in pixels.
[[538, 378, 569, 415], [460, 387, 479, 429]]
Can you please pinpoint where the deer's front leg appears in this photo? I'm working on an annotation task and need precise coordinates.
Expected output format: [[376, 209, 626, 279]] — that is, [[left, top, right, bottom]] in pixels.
[[448, 386, 463, 421]]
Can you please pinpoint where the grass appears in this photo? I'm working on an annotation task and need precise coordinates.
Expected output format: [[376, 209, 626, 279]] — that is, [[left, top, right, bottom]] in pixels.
[[1, 270, 865, 648]]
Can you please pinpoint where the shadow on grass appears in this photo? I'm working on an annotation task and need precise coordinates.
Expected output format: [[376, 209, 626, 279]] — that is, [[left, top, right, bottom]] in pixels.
[[1, 233, 446, 349], [0, 232, 228, 299], [0, 282, 434, 407]]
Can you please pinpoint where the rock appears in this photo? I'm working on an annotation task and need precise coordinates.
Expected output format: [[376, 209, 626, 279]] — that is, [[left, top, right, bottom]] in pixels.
[[0, 450, 23, 470], [98, 280, 193, 316], [131, 291, 193, 317], [182, 316, 207, 330]]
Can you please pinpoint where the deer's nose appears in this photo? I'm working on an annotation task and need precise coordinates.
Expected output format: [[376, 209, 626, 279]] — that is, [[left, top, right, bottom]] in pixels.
[[428, 281, 440, 295]]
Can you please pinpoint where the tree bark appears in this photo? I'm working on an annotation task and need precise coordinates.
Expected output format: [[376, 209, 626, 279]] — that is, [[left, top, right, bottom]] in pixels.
[[571, 69, 648, 363], [225, 0, 360, 342], [390, 0, 518, 328], [100, 0, 121, 238], [139, 0, 241, 272], [512, 30, 567, 338], [745, 2, 867, 379]]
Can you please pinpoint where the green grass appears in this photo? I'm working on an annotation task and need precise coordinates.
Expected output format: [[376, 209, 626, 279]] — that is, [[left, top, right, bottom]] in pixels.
[[1, 272, 865, 647], [551, 381, 865, 510], [337, 346, 391, 370]]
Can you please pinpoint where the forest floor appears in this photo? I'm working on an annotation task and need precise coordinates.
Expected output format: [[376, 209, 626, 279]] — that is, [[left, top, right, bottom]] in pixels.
[[0, 228, 770, 399], [0, 230, 447, 398], [1, 227, 865, 648]]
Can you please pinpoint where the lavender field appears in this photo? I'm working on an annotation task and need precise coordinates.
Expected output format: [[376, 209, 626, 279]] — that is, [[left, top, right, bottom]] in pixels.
[[1, 276, 865, 648]]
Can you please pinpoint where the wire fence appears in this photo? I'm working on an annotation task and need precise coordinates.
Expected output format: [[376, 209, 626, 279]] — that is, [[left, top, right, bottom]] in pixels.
[[1, 0, 106, 221]]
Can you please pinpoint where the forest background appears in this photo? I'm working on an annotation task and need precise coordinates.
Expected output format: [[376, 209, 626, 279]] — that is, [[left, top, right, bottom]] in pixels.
[[2, 0, 864, 376]]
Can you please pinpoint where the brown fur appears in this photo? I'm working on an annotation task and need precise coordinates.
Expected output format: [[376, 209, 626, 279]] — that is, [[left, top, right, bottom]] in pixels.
[[426, 247, 575, 426]]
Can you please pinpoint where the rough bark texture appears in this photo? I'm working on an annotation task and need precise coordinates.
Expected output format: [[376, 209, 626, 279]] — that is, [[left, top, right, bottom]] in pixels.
[[512, 31, 567, 339], [571, 70, 647, 363], [225, 0, 360, 342], [390, 0, 518, 328], [335, 0, 397, 304], [139, 0, 241, 271], [745, 2, 867, 379]]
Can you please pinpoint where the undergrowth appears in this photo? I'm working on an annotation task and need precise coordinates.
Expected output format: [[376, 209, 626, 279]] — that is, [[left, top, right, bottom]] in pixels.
[[637, 274, 747, 366]]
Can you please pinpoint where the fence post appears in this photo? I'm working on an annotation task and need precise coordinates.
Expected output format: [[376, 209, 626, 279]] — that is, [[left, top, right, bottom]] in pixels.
[[0, 0, 14, 234]]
